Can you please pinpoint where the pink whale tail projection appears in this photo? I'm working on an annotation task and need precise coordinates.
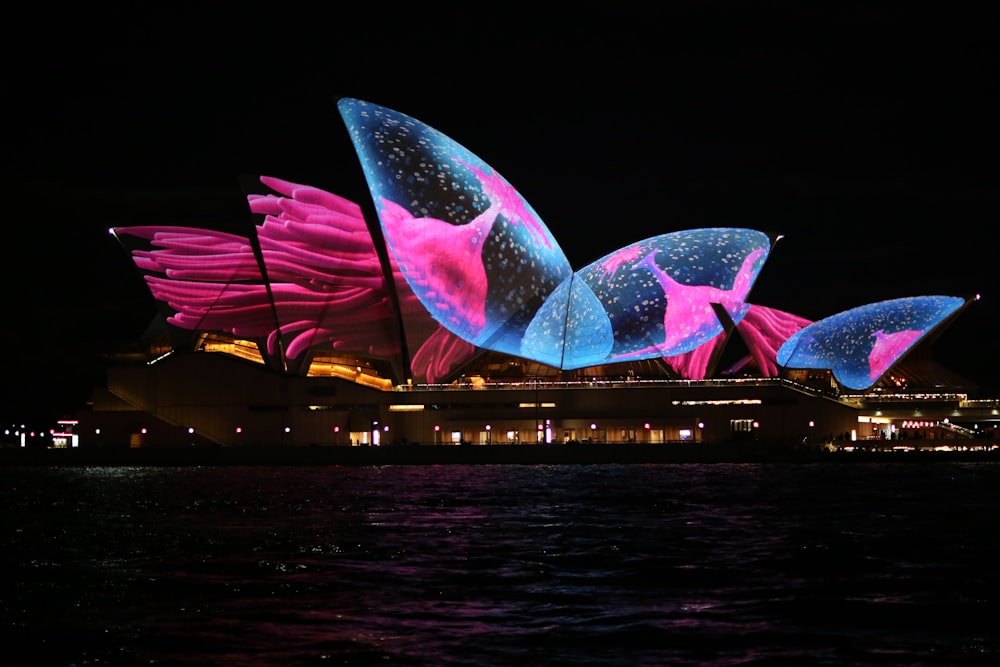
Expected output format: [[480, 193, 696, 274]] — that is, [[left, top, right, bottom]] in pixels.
[[378, 197, 493, 336], [634, 247, 765, 355], [869, 329, 923, 381]]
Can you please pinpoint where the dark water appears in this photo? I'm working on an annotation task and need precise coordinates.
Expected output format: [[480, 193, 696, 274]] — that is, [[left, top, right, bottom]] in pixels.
[[1, 463, 998, 666]]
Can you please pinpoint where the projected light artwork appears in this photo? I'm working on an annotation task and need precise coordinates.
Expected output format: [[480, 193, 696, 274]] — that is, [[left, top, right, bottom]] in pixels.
[[112, 98, 973, 391], [776, 296, 966, 391], [521, 229, 769, 369], [114, 177, 476, 382], [340, 98, 573, 358]]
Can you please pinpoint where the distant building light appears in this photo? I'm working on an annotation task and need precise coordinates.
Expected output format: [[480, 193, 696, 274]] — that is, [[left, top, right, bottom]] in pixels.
[[389, 404, 425, 412]]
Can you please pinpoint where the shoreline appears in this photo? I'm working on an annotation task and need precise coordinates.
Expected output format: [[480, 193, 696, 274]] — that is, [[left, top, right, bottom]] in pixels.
[[2, 443, 998, 467]]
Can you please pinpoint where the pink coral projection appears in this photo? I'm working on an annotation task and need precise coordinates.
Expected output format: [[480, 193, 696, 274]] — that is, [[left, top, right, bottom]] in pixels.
[[664, 336, 726, 380], [249, 178, 478, 382], [664, 305, 812, 380], [116, 176, 476, 383], [248, 178, 398, 358], [737, 305, 814, 377]]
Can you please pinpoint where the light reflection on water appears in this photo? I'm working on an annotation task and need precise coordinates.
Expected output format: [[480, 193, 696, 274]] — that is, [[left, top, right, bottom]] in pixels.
[[1, 463, 998, 666]]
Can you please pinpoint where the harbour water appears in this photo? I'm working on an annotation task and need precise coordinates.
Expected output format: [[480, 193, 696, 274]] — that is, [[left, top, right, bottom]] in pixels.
[[2, 462, 998, 665]]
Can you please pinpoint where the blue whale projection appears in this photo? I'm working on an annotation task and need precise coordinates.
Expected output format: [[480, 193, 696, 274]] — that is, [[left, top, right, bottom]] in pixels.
[[777, 296, 967, 390], [111, 98, 975, 391]]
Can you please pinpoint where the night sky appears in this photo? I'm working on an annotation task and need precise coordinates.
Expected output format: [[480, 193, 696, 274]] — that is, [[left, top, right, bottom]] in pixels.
[[4, 4, 998, 426]]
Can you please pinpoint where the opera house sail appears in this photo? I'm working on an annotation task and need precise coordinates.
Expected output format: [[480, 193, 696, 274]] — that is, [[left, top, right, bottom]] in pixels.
[[93, 98, 979, 449]]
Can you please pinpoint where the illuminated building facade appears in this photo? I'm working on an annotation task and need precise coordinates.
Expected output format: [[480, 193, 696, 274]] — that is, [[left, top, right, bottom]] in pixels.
[[71, 99, 996, 451]]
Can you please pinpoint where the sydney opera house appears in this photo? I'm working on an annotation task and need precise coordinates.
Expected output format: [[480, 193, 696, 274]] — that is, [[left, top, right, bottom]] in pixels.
[[62, 98, 997, 453]]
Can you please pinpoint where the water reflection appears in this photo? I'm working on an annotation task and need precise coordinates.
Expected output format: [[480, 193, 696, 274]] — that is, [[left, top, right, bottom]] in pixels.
[[2, 463, 998, 665]]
